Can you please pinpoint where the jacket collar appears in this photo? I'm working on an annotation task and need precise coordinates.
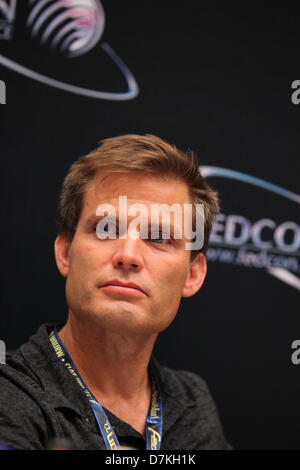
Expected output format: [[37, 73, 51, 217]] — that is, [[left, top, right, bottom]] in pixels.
[[19, 323, 197, 435]]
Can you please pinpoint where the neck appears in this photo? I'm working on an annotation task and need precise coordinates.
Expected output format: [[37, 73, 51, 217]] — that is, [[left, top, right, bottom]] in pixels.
[[58, 313, 158, 405]]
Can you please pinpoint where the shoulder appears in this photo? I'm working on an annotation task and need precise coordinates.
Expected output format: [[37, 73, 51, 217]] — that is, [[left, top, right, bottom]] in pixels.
[[153, 359, 215, 407], [0, 352, 48, 449], [0, 325, 59, 449], [0, 325, 52, 401], [152, 359, 233, 450]]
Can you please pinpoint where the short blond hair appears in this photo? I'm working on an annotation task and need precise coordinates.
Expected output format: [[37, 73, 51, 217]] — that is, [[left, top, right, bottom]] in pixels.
[[57, 134, 219, 257]]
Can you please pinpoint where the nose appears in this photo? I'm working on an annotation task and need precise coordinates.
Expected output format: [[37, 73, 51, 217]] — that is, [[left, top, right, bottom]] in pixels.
[[112, 238, 144, 272]]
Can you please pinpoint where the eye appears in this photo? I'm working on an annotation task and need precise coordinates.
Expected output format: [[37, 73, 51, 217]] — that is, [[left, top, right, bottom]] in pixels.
[[93, 222, 108, 233], [94, 224, 108, 232], [149, 232, 172, 244], [93, 222, 172, 244], [95, 221, 117, 239]]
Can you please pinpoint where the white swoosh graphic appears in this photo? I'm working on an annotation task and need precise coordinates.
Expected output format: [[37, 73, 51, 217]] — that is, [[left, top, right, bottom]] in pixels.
[[201, 166, 300, 204], [201, 165, 300, 291], [0, 42, 139, 100], [267, 268, 300, 290]]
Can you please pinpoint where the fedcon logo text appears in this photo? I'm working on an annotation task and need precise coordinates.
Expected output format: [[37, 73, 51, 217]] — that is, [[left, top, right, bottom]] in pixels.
[[211, 214, 300, 253]]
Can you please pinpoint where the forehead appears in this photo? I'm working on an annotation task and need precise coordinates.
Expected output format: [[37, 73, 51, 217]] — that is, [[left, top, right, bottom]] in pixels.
[[81, 172, 192, 214]]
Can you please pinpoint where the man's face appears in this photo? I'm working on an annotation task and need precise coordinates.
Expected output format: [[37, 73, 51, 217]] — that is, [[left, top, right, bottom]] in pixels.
[[55, 173, 206, 336]]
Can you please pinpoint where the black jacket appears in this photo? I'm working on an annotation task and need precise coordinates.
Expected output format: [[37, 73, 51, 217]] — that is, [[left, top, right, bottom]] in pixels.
[[0, 324, 231, 450]]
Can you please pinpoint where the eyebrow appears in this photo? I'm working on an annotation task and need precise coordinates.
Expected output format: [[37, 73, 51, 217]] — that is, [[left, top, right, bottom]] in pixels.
[[84, 214, 176, 232], [85, 215, 106, 227]]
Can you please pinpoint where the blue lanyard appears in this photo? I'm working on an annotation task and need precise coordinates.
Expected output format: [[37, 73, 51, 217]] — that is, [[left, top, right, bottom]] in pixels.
[[49, 327, 163, 450]]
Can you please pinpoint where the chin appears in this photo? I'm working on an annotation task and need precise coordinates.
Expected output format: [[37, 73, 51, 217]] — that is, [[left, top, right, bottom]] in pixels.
[[89, 305, 158, 335]]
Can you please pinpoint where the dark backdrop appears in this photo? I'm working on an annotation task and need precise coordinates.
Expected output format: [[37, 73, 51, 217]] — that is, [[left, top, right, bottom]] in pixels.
[[1, 2, 299, 449]]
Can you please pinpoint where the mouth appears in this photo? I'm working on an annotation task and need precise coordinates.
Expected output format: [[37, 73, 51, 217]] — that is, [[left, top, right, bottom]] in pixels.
[[99, 280, 148, 297]]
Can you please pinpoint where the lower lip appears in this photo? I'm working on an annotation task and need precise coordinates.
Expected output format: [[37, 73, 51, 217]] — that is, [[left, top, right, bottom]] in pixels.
[[101, 285, 146, 298]]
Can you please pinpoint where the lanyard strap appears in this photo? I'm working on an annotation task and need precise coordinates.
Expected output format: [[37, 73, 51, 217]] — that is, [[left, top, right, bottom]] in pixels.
[[49, 327, 163, 450]]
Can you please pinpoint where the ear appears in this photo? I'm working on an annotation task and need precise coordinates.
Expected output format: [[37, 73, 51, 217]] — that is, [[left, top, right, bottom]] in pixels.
[[182, 253, 207, 298], [54, 232, 71, 278]]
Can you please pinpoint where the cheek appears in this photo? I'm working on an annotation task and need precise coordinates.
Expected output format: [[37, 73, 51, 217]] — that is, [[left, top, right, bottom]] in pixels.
[[156, 262, 189, 302], [70, 239, 98, 265], [68, 242, 99, 282], [66, 244, 98, 303]]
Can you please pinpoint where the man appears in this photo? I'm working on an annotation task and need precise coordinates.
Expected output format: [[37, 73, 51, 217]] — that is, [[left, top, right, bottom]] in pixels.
[[0, 134, 231, 450]]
